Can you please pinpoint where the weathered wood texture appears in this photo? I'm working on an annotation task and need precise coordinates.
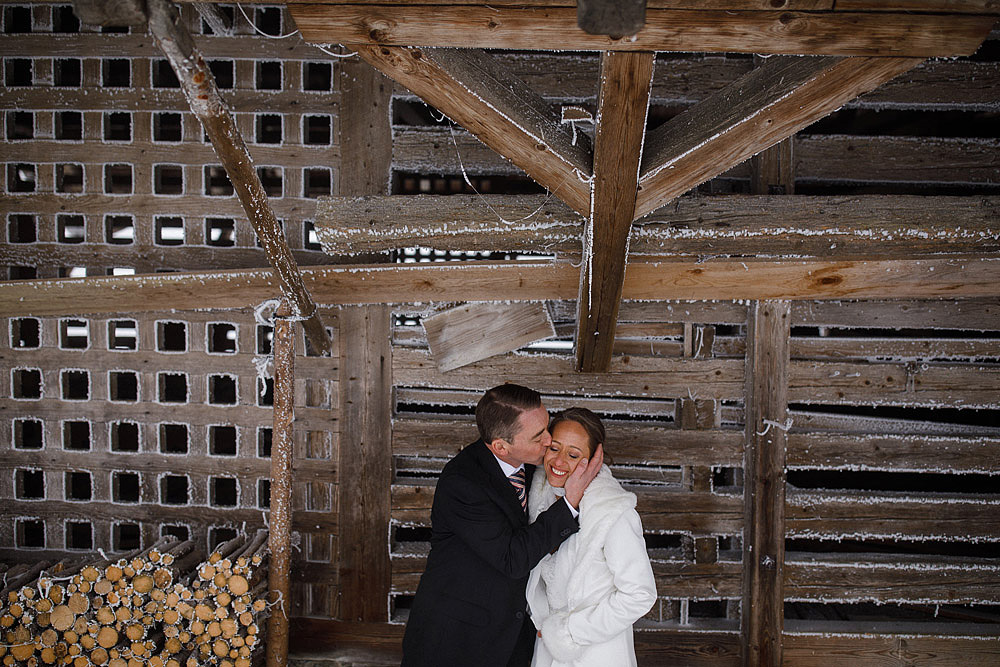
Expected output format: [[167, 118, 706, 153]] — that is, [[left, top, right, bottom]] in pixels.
[[577, 51, 654, 372], [353, 45, 592, 215], [422, 301, 555, 372], [337, 306, 393, 621], [289, 5, 994, 56], [5, 256, 1000, 317], [314, 194, 1000, 259], [637, 56, 922, 218], [742, 301, 791, 666]]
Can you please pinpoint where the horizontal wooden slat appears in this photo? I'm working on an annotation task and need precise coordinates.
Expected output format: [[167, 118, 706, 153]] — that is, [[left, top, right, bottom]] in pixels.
[[788, 433, 1000, 474], [786, 490, 1000, 541], [787, 337, 1000, 362], [785, 552, 1000, 604], [392, 386, 679, 417], [289, 5, 994, 56], [392, 128, 1000, 187], [392, 483, 743, 535], [392, 347, 746, 399], [790, 298, 1000, 330], [788, 360, 907, 402], [783, 631, 1000, 666], [0, 33, 333, 60], [392, 417, 743, 466], [4, 256, 1000, 318], [316, 194, 1000, 259]]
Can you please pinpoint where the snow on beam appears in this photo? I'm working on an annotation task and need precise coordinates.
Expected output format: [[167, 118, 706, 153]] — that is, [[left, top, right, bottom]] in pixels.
[[3, 256, 1000, 317], [576, 51, 655, 372], [351, 45, 593, 216], [636, 55, 924, 220], [146, 0, 331, 356], [314, 194, 1000, 260], [287, 4, 995, 56]]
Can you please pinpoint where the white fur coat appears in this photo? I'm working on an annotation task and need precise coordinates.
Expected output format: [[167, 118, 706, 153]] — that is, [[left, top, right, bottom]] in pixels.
[[526, 466, 657, 667]]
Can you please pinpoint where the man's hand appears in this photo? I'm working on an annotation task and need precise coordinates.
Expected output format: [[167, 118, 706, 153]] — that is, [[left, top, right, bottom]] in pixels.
[[563, 443, 603, 509]]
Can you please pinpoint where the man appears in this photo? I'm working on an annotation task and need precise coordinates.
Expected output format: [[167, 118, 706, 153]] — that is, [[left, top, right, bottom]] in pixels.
[[402, 383, 603, 667]]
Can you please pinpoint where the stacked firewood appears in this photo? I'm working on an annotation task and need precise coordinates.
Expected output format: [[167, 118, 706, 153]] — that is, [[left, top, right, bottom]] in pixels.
[[0, 531, 270, 666]]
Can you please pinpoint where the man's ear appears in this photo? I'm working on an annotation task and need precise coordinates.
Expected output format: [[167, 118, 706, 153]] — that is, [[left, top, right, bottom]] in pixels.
[[485, 438, 509, 458]]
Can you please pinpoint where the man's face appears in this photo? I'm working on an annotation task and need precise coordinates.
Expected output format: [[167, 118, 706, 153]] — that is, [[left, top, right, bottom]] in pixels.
[[501, 405, 551, 467]]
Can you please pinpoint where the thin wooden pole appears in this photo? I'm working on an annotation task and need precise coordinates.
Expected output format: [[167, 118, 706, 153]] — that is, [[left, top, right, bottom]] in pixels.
[[267, 302, 294, 667], [146, 0, 330, 356], [742, 300, 791, 666]]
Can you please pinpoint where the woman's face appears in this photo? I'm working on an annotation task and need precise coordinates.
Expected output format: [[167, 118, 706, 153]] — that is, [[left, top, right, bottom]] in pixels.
[[544, 420, 593, 488]]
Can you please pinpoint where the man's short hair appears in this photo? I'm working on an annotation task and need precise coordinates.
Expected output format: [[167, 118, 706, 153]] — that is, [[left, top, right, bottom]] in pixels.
[[476, 383, 542, 444]]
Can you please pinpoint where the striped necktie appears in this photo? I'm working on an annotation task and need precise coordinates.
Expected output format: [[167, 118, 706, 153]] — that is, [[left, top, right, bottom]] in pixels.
[[508, 468, 526, 511]]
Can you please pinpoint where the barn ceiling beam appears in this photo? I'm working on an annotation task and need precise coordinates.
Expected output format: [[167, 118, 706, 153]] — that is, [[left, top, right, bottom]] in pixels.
[[146, 0, 332, 355], [352, 45, 593, 216], [287, 4, 995, 57], [4, 256, 999, 317], [576, 51, 654, 372], [635, 55, 923, 219], [313, 194, 1000, 260]]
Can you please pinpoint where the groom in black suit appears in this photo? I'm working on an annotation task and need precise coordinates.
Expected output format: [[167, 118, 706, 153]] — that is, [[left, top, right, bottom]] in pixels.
[[401, 383, 603, 667]]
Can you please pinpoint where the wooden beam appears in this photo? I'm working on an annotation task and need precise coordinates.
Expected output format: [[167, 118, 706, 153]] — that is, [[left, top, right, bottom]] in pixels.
[[3, 255, 1000, 316], [288, 4, 995, 56], [576, 50, 654, 372], [146, 0, 331, 356], [266, 302, 295, 667], [314, 194, 1000, 259], [635, 55, 922, 219], [337, 305, 392, 621], [742, 300, 791, 667], [351, 45, 593, 215]]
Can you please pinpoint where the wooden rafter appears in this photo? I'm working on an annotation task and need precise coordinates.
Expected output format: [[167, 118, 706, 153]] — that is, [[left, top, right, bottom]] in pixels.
[[635, 55, 923, 219], [147, 0, 332, 355], [5, 256, 999, 317], [576, 51, 654, 372], [314, 194, 1000, 259], [288, 4, 995, 56], [352, 45, 593, 215]]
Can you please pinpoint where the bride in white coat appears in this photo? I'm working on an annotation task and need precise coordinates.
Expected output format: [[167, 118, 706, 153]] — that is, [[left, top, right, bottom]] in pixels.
[[526, 408, 657, 667]]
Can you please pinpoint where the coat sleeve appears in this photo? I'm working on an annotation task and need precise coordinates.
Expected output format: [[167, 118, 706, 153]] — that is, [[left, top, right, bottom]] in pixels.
[[540, 510, 657, 660], [436, 471, 578, 580]]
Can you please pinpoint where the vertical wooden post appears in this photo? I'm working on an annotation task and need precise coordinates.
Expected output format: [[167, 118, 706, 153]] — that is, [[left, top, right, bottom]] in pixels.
[[267, 302, 294, 667], [749, 60, 795, 197], [742, 300, 790, 666], [335, 58, 394, 622]]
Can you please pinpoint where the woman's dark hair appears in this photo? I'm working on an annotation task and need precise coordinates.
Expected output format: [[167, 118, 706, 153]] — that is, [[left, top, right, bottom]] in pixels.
[[549, 407, 605, 457], [476, 383, 542, 444]]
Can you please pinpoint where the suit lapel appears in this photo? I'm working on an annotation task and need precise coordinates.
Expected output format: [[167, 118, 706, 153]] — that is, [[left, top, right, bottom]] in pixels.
[[473, 441, 529, 525]]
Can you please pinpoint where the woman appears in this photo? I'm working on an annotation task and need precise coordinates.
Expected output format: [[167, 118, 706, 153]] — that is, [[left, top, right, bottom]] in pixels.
[[526, 408, 657, 667]]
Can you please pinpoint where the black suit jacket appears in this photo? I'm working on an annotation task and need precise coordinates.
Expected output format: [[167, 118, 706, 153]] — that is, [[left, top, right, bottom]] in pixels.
[[401, 439, 579, 667]]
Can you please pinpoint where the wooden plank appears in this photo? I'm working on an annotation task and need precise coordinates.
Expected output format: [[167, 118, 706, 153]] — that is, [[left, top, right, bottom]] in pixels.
[[787, 433, 1000, 474], [576, 51, 655, 372], [422, 301, 554, 372], [783, 633, 1000, 666], [742, 301, 791, 666], [392, 386, 679, 418], [337, 305, 393, 621], [392, 347, 746, 400], [790, 298, 1000, 330], [576, 0, 647, 38], [786, 490, 1000, 541], [392, 483, 744, 535], [353, 45, 592, 215], [392, 128, 1000, 186], [636, 56, 922, 219], [315, 194, 1000, 259], [786, 337, 1000, 362], [785, 553, 1000, 604], [392, 417, 744, 466], [288, 5, 994, 56], [4, 256, 1000, 318]]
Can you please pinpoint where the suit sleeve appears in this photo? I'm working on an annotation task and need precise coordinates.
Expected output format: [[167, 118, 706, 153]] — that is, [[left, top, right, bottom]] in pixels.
[[540, 510, 657, 660], [436, 471, 578, 580]]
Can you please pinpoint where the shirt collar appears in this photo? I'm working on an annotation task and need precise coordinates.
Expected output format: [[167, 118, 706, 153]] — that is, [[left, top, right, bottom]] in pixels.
[[492, 452, 523, 478]]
